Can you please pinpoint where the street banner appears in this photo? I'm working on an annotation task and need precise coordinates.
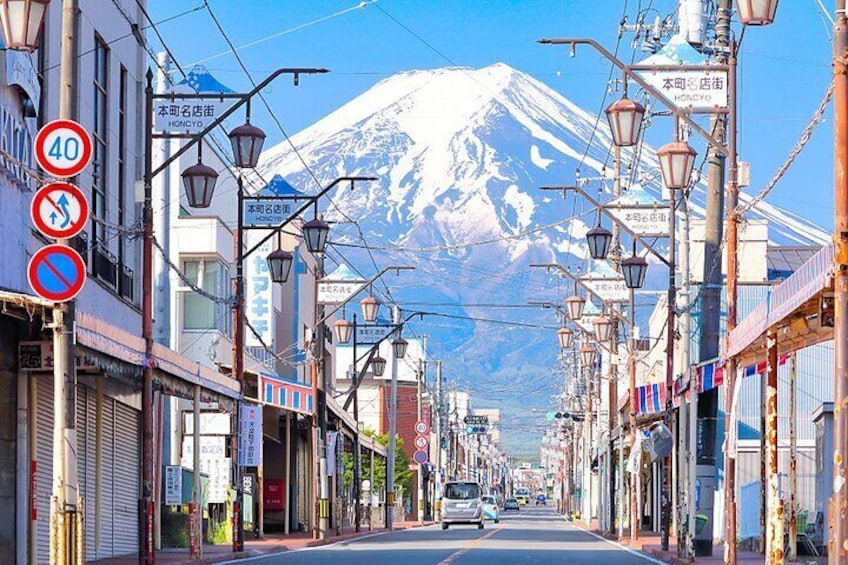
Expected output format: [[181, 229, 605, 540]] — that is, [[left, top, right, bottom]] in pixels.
[[327, 431, 339, 476], [164, 465, 182, 505], [239, 404, 262, 467]]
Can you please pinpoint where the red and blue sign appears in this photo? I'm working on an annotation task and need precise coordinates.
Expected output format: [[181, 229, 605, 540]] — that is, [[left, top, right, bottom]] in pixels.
[[27, 244, 86, 302], [31, 183, 89, 239], [413, 450, 428, 465], [34, 120, 93, 179]]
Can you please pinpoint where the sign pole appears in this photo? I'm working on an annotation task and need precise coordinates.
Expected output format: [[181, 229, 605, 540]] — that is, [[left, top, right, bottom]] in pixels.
[[50, 1, 81, 563]]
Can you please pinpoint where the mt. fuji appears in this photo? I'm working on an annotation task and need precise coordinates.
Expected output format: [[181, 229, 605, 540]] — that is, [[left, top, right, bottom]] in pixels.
[[254, 63, 827, 455]]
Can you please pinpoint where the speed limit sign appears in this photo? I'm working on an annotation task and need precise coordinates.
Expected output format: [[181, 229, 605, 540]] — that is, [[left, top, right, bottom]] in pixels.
[[414, 420, 429, 436], [34, 120, 93, 178]]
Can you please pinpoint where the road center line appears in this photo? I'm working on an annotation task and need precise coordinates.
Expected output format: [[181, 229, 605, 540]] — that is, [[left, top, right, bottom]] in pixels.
[[437, 526, 502, 565]]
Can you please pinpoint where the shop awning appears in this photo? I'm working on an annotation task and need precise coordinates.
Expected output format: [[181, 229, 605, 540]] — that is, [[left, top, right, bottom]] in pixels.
[[0, 290, 240, 403], [725, 244, 834, 365]]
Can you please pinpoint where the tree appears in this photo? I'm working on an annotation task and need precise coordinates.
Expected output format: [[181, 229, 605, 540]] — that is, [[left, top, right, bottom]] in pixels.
[[344, 430, 413, 496]]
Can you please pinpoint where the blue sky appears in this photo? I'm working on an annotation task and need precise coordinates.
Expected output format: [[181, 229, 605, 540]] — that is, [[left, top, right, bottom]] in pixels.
[[148, 1, 835, 231]]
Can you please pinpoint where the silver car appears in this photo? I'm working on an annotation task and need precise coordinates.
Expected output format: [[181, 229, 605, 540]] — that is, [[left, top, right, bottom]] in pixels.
[[441, 481, 484, 530]]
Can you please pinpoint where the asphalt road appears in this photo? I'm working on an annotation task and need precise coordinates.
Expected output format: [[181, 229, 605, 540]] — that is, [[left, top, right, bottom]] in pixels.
[[232, 506, 661, 565]]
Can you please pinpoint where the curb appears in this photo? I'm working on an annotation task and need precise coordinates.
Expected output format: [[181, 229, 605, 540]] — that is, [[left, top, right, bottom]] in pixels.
[[562, 514, 668, 565]]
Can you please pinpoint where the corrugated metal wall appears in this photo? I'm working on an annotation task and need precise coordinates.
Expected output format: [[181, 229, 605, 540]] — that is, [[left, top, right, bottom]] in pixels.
[[736, 342, 833, 442]]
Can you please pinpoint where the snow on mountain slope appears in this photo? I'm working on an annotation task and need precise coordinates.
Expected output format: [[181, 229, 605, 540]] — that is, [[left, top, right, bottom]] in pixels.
[[254, 63, 828, 455]]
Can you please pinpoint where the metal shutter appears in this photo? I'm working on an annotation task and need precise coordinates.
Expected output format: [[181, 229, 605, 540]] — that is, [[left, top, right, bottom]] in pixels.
[[111, 400, 139, 556], [35, 376, 53, 564], [100, 397, 115, 557]]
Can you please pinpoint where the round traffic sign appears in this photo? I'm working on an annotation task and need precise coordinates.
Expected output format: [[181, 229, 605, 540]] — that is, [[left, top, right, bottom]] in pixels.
[[413, 450, 428, 465], [415, 420, 430, 436], [35, 119, 93, 178], [414, 436, 428, 450], [31, 183, 89, 239], [27, 244, 87, 302]]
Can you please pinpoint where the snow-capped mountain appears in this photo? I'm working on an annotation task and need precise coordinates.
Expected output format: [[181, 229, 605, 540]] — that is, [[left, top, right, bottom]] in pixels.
[[254, 63, 828, 456]]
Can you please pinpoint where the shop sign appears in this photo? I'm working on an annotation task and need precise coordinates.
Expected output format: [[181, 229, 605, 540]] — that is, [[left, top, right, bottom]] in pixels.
[[238, 404, 262, 467], [355, 324, 393, 345], [638, 68, 728, 110], [317, 280, 366, 305], [164, 465, 182, 506], [242, 198, 297, 227], [0, 98, 36, 191], [580, 277, 630, 303], [183, 411, 231, 436], [605, 206, 670, 237], [18, 341, 97, 372], [153, 98, 233, 135], [264, 479, 285, 510], [246, 236, 274, 347]]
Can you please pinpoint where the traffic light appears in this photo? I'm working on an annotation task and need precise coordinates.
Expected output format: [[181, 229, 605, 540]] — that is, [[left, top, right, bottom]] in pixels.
[[465, 425, 487, 434]]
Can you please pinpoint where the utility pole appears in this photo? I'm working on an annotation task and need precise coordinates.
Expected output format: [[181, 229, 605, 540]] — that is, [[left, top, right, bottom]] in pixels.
[[723, 36, 740, 565], [315, 252, 329, 540], [628, 288, 638, 543], [681, 194, 695, 561], [434, 362, 443, 522], [609, 144, 621, 538], [386, 307, 400, 530], [50, 1, 82, 564], [417, 355, 424, 524], [661, 186, 678, 551], [697, 0, 729, 558], [831, 1, 848, 562]]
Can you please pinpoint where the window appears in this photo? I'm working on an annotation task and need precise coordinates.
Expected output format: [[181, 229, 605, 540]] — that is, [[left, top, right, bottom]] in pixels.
[[117, 66, 126, 265], [92, 35, 108, 246], [444, 483, 481, 500], [182, 259, 231, 334]]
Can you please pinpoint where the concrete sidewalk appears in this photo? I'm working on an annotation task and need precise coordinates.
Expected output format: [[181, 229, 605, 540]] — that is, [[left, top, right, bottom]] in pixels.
[[570, 520, 825, 564], [90, 521, 434, 564]]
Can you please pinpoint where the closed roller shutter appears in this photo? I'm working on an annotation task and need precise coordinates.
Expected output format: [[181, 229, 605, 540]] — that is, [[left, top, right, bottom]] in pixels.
[[112, 400, 139, 556], [35, 376, 53, 564], [100, 396, 115, 558]]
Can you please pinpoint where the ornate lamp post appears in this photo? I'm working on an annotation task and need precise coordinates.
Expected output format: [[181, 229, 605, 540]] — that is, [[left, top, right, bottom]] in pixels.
[[0, 0, 49, 51], [266, 248, 293, 284], [605, 95, 646, 147], [737, 0, 779, 25], [361, 296, 380, 323], [557, 326, 574, 350], [657, 141, 698, 190]]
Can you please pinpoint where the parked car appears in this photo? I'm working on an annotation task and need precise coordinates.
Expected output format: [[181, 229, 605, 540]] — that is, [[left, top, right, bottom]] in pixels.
[[481, 495, 500, 523], [441, 481, 484, 530], [535, 494, 547, 506], [504, 498, 520, 511]]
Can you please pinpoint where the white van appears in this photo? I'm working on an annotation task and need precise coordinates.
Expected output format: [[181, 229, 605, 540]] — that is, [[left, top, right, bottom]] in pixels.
[[440, 481, 484, 530]]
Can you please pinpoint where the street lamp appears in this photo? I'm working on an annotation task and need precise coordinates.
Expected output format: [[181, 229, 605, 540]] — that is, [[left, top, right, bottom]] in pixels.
[[579, 343, 598, 367], [302, 217, 330, 255], [737, 0, 779, 26], [565, 292, 586, 321], [621, 252, 649, 290], [182, 160, 218, 208], [0, 0, 48, 52], [371, 355, 387, 377], [593, 316, 614, 343], [228, 121, 267, 169], [605, 95, 645, 147], [392, 337, 409, 359], [333, 318, 353, 344], [557, 326, 574, 350], [657, 141, 697, 190], [360, 295, 380, 323], [266, 248, 293, 284], [586, 212, 613, 260]]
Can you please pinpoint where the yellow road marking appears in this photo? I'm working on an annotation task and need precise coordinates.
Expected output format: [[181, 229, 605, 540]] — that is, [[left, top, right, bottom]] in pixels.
[[437, 525, 503, 565]]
